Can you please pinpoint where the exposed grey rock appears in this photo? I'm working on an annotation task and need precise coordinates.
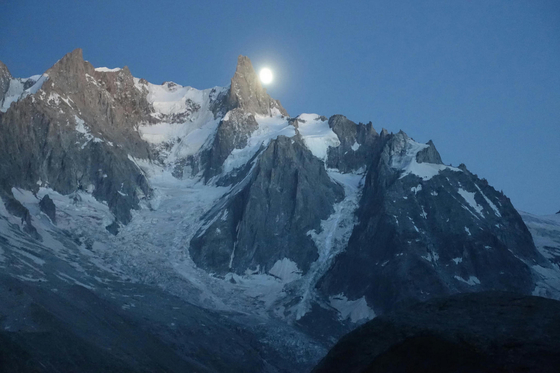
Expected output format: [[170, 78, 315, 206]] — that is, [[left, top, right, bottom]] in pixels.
[[202, 108, 259, 181], [318, 131, 543, 315], [225, 55, 288, 117], [198, 55, 290, 180], [0, 60, 12, 103], [191, 135, 344, 275], [312, 292, 560, 373], [12, 208, 39, 240], [39, 194, 56, 224], [0, 188, 41, 240], [0, 49, 153, 224], [415, 139, 443, 164], [22, 76, 38, 90], [287, 117, 300, 128], [326, 114, 379, 172], [206, 86, 229, 119], [42, 49, 154, 157], [105, 220, 120, 235]]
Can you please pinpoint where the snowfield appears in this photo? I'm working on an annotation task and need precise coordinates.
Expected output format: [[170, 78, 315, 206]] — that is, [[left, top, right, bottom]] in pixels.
[[136, 80, 226, 163]]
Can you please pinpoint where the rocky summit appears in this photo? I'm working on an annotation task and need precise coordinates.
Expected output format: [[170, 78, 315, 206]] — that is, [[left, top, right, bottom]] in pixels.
[[0, 50, 559, 372]]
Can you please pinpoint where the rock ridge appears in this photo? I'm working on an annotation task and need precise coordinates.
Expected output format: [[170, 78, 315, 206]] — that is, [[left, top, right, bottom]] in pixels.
[[225, 55, 288, 117]]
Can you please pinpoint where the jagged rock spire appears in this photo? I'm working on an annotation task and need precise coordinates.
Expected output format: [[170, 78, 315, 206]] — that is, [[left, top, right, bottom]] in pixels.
[[416, 139, 443, 164], [0, 60, 13, 104], [47, 48, 86, 75], [225, 55, 288, 116], [44, 48, 94, 94]]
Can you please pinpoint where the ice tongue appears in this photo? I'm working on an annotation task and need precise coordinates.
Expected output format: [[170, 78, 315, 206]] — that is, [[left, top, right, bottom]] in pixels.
[[225, 55, 288, 117]]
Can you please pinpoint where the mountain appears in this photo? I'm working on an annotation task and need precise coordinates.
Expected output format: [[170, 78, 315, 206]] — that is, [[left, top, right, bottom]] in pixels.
[[0, 49, 152, 226], [1, 49, 559, 371]]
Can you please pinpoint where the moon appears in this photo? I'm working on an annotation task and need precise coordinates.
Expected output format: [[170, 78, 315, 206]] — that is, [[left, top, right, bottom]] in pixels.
[[259, 68, 273, 85]]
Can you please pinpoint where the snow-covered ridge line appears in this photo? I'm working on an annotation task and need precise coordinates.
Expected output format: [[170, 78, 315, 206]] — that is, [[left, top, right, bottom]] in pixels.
[[134, 78, 226, 163], [391, 137, 461, 180], [94, 67, 122, 72], [222, 114, 295, 173], [1, 74, 49, 112], [222, 113, 341, 175], [296, 114, 340, 161]]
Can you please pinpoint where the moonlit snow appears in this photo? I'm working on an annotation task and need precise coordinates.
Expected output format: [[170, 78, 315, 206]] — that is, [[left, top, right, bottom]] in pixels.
[[391, 136, 461, 180]]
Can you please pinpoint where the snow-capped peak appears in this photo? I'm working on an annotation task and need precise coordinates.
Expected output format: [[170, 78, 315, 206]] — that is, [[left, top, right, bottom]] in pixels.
[[135, 78, 227, 163], [94, 67, 122, 72], [390, 133, 461, 180], [296, 114, 340, 161]]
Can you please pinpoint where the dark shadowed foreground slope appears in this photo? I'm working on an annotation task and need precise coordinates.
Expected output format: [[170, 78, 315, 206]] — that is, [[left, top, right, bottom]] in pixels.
[[0, 272, 322, 373], [312, 292, 560, 373]]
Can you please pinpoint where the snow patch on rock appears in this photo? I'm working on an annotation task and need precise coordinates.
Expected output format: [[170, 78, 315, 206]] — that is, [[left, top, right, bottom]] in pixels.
[[458, 188, 483, 218], [454, 275, 481, 285], [220, 112, 341, 177], [475, 184, 501, 217], [222, 114, 295, 174], [1, 74, 48, 112], [292, 170, 364, 320], [391, 137, 460, 181], [329, 294, 376, 323], [411, 184, 422, 194], [95, 67, 122, 72], [296, 114, 340, 161]]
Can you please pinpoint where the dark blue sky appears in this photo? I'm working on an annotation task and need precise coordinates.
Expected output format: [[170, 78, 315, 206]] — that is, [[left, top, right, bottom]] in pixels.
[[2, 0, 559, 214]]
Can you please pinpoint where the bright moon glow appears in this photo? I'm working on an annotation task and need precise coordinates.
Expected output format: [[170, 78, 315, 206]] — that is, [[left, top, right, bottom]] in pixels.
[[259, 68, 273, 84]]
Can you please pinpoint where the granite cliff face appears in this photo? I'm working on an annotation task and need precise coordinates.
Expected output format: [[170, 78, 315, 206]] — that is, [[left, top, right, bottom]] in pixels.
[[0, 61, 12, 103], [317, 131, 542, 315], [0, 49, 153, 226], [325, 115, 379, 173], [191, 135, 344, 275], [225, 55, 288, 117], [201, 56, 289, 181], [0, 50, 559, 371]]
